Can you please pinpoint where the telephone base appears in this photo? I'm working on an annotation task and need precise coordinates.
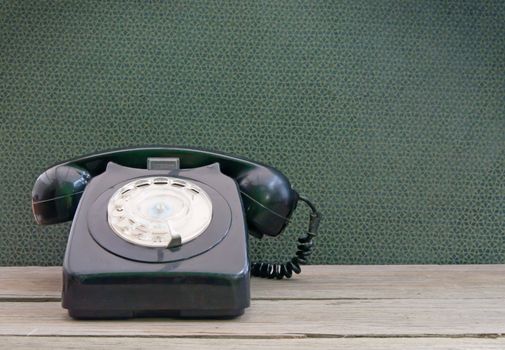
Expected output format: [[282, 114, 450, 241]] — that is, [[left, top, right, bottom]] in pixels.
[[59, 163, 251, 319], [62, 268, 250, 320]]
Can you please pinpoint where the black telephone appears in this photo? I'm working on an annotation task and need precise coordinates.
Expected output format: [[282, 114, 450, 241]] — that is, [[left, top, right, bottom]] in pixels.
[[32, 146, 320, 318]]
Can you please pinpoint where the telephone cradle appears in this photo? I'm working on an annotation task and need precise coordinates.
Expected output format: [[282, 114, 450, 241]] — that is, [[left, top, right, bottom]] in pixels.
[[31, 147, 321, 318]]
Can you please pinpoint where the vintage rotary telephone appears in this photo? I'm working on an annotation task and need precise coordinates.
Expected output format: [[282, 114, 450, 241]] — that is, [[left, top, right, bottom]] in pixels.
[[32, 147, 321, 318]]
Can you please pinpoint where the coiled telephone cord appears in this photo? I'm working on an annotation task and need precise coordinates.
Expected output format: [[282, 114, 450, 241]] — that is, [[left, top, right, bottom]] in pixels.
[[251, 195, 321, 279]]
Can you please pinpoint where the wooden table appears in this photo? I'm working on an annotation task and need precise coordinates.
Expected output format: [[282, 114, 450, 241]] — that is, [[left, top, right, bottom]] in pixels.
[[1, 265, 505, 349]]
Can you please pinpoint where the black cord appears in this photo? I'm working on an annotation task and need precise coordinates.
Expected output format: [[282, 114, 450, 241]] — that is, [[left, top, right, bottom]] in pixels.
[[250, 195, 321, 279]]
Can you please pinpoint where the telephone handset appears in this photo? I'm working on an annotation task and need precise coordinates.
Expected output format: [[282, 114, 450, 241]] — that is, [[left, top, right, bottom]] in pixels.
[[32, 146, 320, 318]]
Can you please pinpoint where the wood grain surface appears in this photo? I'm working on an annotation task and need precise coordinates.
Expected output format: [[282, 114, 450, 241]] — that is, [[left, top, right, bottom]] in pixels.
[[1, 265, 504, 349]]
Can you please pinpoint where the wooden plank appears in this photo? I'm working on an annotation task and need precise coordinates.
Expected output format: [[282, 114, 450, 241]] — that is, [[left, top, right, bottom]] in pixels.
[[1, 299, 505, 337], [253, 264, 505, 300], [1, 265, 505, 301], [2, 336, 505, 350], [0, 267, 61, 300]]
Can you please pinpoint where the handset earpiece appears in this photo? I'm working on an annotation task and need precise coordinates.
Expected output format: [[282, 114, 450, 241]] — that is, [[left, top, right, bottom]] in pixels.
[[32, 165, 91, 225], [227, 163, 299, 238]]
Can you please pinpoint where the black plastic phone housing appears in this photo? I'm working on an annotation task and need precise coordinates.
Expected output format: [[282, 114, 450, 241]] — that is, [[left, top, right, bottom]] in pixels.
[[62, 163, 250, 318]]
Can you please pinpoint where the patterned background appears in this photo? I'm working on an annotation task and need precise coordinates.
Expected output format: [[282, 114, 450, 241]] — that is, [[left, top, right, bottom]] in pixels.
[[1, 1, 504, 265]]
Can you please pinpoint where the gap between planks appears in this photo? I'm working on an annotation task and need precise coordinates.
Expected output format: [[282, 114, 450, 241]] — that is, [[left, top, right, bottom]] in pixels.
[[1, 265, 505, 301]]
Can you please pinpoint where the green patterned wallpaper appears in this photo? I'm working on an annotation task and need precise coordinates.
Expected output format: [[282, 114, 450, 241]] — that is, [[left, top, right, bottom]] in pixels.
[[1, 1, 504, 265]]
